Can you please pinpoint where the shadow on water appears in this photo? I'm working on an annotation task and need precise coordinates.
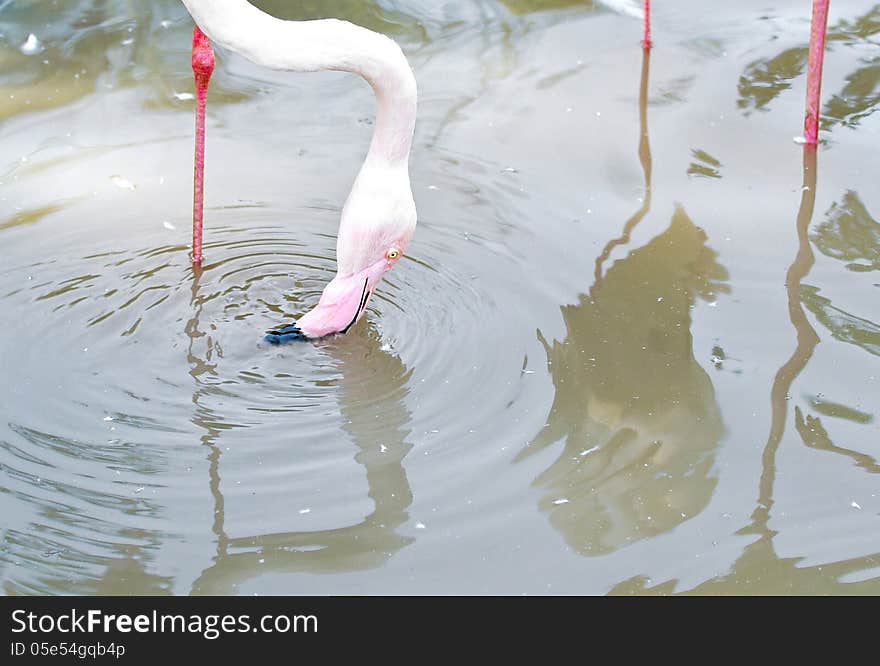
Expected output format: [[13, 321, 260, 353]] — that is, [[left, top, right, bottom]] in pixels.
[[183, 271, 415, 594], [517, 48, 729, 556]]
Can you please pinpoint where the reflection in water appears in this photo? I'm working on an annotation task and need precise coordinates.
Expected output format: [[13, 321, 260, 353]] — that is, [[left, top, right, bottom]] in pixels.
[[3, 0, 878, 596], [89, 534, 174, 595], [811, 190, 880, 273], [824, 60, 880, 130], [823, 5, 880, 130], [185, 268, 231, 569], [250, 0, 429, 41], [0, 0, 362, 124], [593, 49, 652, 286], [707, 146, 880, 592], [801, 190, 880, 357], [520, 50, 729, 555], [183, 273, 415, 594], [0, 0, 140, 121], [738, 46, 809, 115], [793, 185, 880, 476], [801, 285, 880, 356], [524, 209, 728, 555], [800, 188, 880, 357], [687, 149, 723, 180], [748, 147, 820, 540], [611, 147, 880, 594], [500, 0, 606, 14], [795, 406, 880, 474], [737, 5, 880, 131]]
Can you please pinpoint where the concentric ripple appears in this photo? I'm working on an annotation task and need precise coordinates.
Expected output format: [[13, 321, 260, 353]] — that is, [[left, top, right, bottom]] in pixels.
[[0, 187, 555, 594]]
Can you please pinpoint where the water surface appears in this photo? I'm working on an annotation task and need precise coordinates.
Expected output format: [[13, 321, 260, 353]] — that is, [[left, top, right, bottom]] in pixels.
[[1, 0, 879, 594]]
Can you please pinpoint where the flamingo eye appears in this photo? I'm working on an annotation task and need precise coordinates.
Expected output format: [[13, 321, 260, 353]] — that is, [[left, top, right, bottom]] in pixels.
[[386, 248, 400, 260]]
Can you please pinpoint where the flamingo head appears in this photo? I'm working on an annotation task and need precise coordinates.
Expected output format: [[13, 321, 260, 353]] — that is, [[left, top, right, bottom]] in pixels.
[[265, 182, 415, 342]]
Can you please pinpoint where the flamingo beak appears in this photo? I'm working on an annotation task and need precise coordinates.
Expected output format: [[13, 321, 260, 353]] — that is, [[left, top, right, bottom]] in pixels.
[[265, 256, 391, 343]]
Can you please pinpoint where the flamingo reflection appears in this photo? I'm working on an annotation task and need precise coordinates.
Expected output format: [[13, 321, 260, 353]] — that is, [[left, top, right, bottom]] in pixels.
[[611, 147, 880, 593], [518, 47, 729, 555], [183, 270, 415, 594]]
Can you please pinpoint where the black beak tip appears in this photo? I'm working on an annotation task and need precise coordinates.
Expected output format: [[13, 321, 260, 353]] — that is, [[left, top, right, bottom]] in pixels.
[[264, 323, 308, 344]]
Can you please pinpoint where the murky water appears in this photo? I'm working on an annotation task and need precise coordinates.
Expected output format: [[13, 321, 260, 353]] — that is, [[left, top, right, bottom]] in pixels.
[[1, 0, 879, 595]]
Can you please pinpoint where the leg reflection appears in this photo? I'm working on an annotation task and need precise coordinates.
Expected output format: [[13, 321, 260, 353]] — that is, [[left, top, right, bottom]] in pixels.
[[593, 47, 652, 287], [609, 147, 880, 594], [745, 146, 819, 537], [184, 271, 415, 594]]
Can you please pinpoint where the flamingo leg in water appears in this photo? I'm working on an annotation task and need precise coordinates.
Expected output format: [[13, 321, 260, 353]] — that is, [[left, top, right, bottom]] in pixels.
[[804, 0, 830, 144], [642, 0, 651, 50], [191, 27, 215, 266]]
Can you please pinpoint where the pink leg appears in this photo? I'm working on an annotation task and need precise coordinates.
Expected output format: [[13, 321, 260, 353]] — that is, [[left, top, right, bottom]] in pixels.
[[191, 27, 215, 266], [804, 0, 830, 144], [643, 0, 651, 50]]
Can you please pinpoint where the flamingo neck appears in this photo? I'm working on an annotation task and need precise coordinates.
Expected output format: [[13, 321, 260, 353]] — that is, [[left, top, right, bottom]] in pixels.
[[179, 0, 416, 167]]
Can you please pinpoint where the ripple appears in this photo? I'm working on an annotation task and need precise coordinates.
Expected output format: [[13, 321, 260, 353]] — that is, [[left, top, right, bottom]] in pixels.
[[0, 190, 552, 592]]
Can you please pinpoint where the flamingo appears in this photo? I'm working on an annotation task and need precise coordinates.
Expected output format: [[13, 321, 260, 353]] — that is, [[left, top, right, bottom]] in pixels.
[[638, 1, 830, 143], [181, 0, 417, 342]]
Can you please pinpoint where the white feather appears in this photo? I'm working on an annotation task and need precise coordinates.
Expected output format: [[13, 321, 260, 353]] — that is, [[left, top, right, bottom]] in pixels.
[[598, 0, 645, 21]]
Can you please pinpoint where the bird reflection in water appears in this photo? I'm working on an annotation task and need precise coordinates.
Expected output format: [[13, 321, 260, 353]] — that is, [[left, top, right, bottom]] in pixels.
[[612, 147, 880, 593], [747, 146, 820, 540], [518, 47, 730, 555], [722, 146, 880, 590], [183, 268, 415, 594]]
